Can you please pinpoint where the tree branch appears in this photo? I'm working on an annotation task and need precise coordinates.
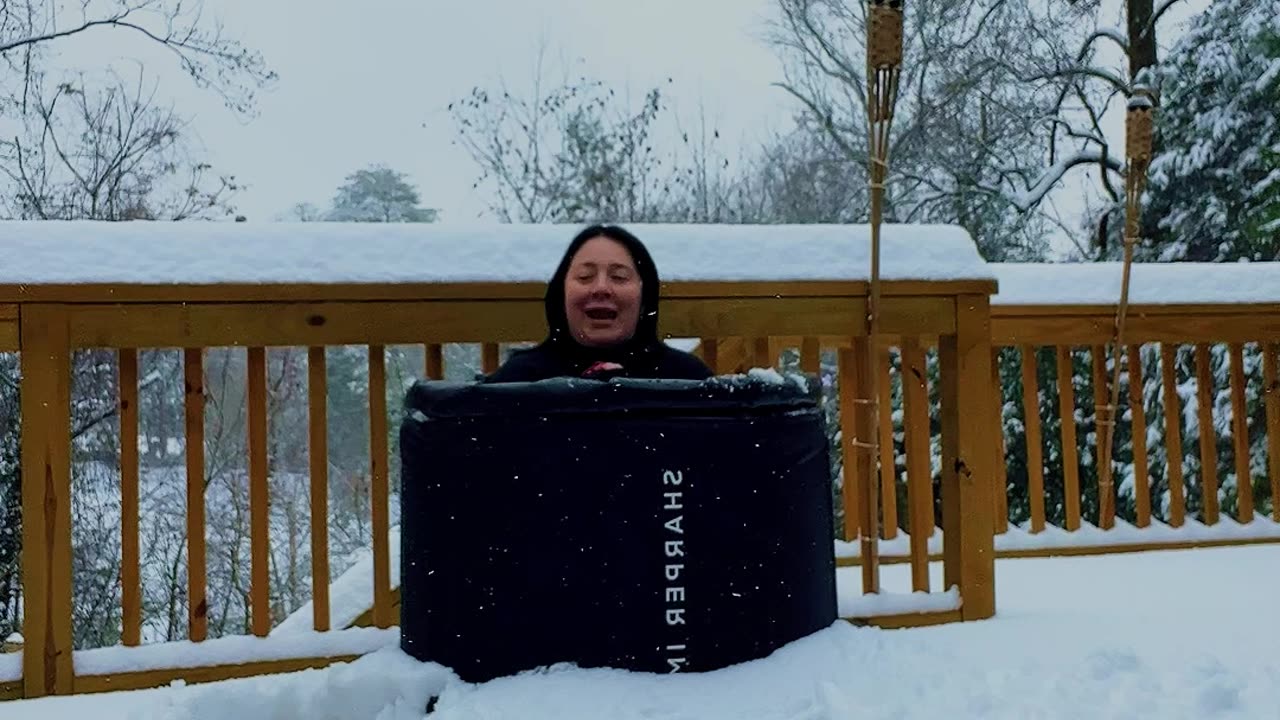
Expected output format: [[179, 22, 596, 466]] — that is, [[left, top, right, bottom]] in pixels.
[[1010, 148, 1124, 212], [1144, 0, 1188, 44], [0, 16, 130, 55], [1027, 65, 1130, 96], [771, 81, 866, 165]]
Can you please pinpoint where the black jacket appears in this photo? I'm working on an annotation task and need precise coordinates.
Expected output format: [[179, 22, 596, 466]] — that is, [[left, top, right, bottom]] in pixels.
[[484, 225, 714, 383]]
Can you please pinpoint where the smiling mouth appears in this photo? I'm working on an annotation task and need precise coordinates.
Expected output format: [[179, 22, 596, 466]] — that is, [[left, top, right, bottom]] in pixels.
[[585, 308, 618, 321]]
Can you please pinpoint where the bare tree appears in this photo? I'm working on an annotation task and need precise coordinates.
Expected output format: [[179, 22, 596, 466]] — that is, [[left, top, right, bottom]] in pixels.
[[450, 46, 672, 223], [768, 0, 1137, 259], [1, 0, 275, 116], [2, 68, 238, 220]]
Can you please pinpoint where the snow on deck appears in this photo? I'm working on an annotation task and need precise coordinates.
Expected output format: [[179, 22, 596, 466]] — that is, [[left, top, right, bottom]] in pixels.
[[992, 261, 1280, 305], [834, 516, 1280, 559], [2, 545, 1276, 719], [0, 221, 992, 285], [0, 650, 16, 683], [75, 628, 396, 677], [272, 527, 401, 636]]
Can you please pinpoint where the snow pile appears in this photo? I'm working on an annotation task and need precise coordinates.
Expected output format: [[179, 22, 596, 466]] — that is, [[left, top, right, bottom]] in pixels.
[[273, 526, 402, 635], [146, 648, 444, 720], [743, 367, 811, 392], [992, 262, 1280, 305], [996, 516, 1280, 552], [74, 628, 396, 677], [836, 516, 1280, 560], [837, 585, 961, 617], [0, 222, 992, 285], [0, 648, 18, 682]]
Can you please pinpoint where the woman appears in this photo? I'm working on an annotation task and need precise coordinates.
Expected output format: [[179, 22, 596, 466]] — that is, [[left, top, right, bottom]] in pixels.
[[485, 225, 714, 382]]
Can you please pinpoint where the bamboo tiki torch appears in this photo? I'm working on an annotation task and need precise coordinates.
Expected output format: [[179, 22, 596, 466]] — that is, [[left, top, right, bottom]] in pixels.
[[1098, 90, 1155, 529], [859, 0, 904, 593]]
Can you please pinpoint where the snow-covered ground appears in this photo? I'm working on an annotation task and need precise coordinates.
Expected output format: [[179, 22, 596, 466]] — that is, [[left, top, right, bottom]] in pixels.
[[4, 545, 1276, 720]]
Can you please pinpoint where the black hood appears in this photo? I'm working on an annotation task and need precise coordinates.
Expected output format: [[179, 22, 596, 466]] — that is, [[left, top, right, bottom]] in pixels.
[[543, 224, 663, 366]]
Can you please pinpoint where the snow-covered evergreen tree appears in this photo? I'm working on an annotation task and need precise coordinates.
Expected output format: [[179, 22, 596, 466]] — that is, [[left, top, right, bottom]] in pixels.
[[1143, 0, 1280, 262]]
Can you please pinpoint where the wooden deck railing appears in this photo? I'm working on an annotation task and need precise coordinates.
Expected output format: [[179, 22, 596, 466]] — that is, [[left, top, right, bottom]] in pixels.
[[714, 302, 1280, 565], [990, 301, 1280, 551], [0, 277, 998, 699]]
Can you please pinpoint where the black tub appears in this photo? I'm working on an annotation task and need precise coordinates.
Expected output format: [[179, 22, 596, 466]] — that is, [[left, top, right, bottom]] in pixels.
[[398, 374, 837, 683]]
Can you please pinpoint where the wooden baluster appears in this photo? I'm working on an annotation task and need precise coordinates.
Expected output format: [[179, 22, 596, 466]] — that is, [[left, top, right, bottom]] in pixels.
[[900, 337, 932, 592], [1160, 344, 1187, 527], [1020, 346, 1046, 533], [1056, 346, 1081, 531], [700, 338, 719, 374], [753, 337, 772, 369], [369, 345, 392, 628], [1228, 343, 1254, 522], [424, 343, 443, 380], [118, 349, 141, 647], [801, 337, 821, 376], [1195, 344, 1220, 525], [1127, 345, 1152, 527], [853, 336, 880, 594], [1091, 345, 1115, 529], [184, 348, 208, 642], [878, 345, 898, 540], [247, 347, 270, 637], [308, 347, 330, 631], [1264, 342, 1280, 522], [481, 343, 500, 374], [838, 347, 861, 542], [991, 347, 1009, 534]]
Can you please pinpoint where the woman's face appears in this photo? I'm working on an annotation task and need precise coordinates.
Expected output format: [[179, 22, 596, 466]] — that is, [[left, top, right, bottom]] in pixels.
[[563, 236, 643, 348]]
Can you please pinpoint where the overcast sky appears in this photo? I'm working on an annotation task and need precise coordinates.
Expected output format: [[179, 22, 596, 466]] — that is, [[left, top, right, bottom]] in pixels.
[[82, 0, 791, 223], [49, 0, 1209, 242]]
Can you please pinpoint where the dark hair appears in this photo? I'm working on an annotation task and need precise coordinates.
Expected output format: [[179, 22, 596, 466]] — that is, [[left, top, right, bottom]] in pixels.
[[544, 224, 661, 348]]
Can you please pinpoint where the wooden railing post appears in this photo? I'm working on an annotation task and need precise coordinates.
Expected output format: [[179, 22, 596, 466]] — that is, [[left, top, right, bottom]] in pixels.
[[939, 295, 996, 621], [19, 305, 75, 697]]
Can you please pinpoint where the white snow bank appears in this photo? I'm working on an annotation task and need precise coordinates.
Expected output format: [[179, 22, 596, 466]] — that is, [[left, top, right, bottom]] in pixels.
[[273, 526, 401, 635], [997, 516, 1280, 551], [74, 627, 397, 677], [5, 632, 21, 643], [0, 649, 18, 682], [144, 647, 445, 720], [993, 261, 1280, 305], [835, 517, 1280, 559], [0, 221, 992, 285], [838, 585, 961, 618], [9, 546, 1278, 720]]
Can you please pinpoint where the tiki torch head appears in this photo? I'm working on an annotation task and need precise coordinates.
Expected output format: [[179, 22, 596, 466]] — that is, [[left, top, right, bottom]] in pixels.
[[1124, 88, 1157, 240], [867, 0, 904, 70], [1125, 90, 1155, 172]]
